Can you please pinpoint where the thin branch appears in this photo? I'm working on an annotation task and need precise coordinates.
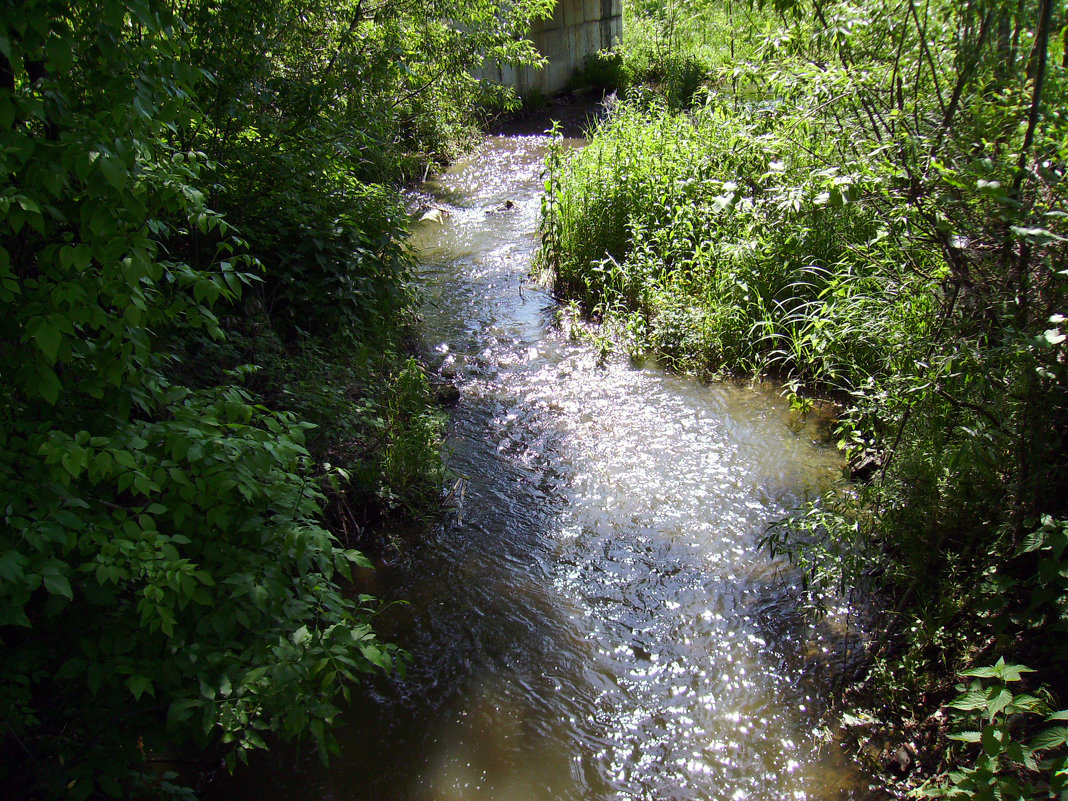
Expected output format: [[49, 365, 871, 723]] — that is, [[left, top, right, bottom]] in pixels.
[[907, 0, 947, 117], [389, 64, 452, 110], [930, 7, 994, 160]]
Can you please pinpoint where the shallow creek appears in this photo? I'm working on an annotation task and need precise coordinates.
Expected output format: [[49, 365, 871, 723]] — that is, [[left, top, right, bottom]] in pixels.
[[220, 132, 878, 800]]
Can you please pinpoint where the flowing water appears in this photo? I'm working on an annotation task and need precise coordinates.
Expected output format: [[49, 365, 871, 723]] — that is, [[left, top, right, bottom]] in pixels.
[[218, 131, 878, 801]]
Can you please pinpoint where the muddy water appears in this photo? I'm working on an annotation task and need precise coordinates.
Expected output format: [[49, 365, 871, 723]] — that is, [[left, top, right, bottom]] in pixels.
[[220, 134, 877, 800]]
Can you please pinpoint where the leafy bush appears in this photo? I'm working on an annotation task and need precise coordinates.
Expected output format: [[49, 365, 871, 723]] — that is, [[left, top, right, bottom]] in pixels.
[[573, 50, 626, 93], [0, 3, 405, 796], [915, 660, 1068, 800], [1, 0, 541, 795]]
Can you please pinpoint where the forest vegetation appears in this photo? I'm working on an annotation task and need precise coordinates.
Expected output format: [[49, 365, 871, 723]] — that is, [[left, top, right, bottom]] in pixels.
[[0, 0, 552, 797], [4, 0, 1068, 797], [544, 0, 1068, 795]]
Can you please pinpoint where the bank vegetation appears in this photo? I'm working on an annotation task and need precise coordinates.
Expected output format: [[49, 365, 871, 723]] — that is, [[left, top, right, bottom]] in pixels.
[[544, 0, 1068, 795]]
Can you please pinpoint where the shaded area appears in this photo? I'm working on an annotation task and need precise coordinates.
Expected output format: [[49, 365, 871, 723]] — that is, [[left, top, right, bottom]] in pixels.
[[488, 93, 609, 138]]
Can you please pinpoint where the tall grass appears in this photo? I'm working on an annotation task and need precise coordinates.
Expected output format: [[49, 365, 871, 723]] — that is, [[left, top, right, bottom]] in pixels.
[[574, 1, 778, 107], [540, 95, 934, 385]]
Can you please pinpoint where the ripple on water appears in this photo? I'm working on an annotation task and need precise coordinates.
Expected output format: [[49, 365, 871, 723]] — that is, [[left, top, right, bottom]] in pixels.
[[211, 132, 878, 801]]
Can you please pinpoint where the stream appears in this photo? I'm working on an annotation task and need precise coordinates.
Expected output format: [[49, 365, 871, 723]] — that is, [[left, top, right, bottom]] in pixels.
[[218, 128, 878, 800]]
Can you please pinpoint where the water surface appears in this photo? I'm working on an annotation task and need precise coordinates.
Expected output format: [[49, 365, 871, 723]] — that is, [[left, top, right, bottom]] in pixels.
[[217, 133, 875, 801]]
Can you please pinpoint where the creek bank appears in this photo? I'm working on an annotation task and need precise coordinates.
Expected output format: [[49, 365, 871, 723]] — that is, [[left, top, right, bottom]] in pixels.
[[210, 114, 882, 801], [528, 95, 977, 795]]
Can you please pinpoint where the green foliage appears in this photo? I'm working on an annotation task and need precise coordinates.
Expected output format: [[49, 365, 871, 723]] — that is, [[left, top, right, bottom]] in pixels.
[[540, 95, 933, 383], [0, 2, 403, 795], [179, 325, 448, 536], [612, 0, 774, 106], [373, 358, 449, 513], [0, 0, 529, 796], [985, 517, 1068, 668], [178, 0, 550, 338], [914, 660, 1068, 800], [572, 50, 626, 94]]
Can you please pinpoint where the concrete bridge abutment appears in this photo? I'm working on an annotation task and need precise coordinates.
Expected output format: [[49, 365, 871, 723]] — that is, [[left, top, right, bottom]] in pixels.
[[482, 0, 623, 97]]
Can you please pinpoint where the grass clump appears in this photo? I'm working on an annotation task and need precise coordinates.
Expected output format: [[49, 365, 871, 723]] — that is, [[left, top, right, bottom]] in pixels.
[[540, 97, 933, 386]]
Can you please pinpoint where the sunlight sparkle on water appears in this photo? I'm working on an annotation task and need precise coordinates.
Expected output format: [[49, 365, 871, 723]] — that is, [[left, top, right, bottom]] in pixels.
[[216, 133, 888, 801]]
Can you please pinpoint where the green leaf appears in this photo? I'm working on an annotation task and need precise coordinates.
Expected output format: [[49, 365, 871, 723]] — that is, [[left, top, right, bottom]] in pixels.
[[73, 244, 92, 270], [0, 550, 26, 582], [1019, 530, 1047, 554], [1031, 727, 1068, 752], [126, 674, 153, 701], [43, 572, 73, 600], [950, 690, 990, 711], [17, 196, 41, 214], [99, 156, 127, 191], [292, 625, 311, 646], [343, 549, 374, 569], [61, 448, 85, 478], [32, 318, 62, 364], [168, 699, 200, 728], [998, 663, 1034, 683], [1011, 225, 1067, 245], [45, 37, 73, 73], [360, 644, 392, 672], [987, 688, 1013, 719], [36, 363, 61, 405], [981, 725, 1004, 757], [56, 658, 87, 681]]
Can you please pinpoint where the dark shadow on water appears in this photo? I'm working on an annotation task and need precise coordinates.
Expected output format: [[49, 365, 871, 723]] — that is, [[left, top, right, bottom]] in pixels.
[[487, 92, 608, 139]]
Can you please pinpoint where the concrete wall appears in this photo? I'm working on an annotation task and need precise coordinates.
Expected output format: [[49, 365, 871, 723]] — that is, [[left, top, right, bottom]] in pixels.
[[481, 0, 623, 97]]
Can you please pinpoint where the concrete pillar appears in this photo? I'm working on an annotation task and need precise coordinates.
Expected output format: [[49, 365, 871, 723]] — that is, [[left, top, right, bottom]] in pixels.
[[491, 0, 625, 96]]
